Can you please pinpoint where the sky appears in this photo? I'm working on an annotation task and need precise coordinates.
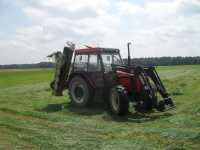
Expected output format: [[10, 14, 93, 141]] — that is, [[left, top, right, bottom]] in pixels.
[[0, 0, 200, 64]]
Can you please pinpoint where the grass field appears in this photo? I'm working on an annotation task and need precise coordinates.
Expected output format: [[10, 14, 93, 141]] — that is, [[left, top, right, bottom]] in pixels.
[[0, 66, 200, 150]]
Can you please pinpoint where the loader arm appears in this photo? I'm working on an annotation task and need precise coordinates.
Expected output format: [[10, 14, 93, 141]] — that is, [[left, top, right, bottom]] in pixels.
[[144, 66, 169, 98]]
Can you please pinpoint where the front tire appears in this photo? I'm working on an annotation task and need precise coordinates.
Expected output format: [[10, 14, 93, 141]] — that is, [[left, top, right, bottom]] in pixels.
[[109, 87, 129, 116], [68, 76, 93, 107]]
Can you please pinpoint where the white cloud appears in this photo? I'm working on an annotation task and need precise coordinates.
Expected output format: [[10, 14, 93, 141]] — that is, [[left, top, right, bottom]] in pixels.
[[41, 0, 110, 14], [23, 7, 49, 18], [1, 0, 200, 64], [114, 0, 200, 57], [117, 1, 142, 15]]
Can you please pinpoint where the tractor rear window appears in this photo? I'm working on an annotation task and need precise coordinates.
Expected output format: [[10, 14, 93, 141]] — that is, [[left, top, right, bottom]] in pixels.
[[74, 54, 88, 71]]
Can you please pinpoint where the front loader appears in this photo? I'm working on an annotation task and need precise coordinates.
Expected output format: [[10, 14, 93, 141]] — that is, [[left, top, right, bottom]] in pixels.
[[49, 42, 174, 116]]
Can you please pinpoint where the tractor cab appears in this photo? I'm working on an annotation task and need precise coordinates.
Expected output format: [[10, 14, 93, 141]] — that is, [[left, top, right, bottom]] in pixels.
[[70, 48, 124, 89], [73, 48, 123, 72]]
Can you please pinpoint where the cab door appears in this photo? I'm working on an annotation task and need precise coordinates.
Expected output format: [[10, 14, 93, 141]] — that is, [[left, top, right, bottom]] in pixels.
[[88, 54, 104, 88], [101, 54, 115, 88]]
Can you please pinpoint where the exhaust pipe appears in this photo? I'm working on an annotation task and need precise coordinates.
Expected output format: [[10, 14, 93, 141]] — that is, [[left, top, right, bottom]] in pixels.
[[127, 42, 131, 66]]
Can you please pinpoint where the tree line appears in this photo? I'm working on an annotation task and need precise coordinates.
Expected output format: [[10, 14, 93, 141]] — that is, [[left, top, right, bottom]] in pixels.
[[126, 56, 200, 66], [0, 62, 55, 69], [0, 56, 200, 69]]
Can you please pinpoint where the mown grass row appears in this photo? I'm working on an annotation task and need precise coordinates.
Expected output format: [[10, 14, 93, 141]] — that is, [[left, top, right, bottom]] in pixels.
[[0, 66, 200, 150]]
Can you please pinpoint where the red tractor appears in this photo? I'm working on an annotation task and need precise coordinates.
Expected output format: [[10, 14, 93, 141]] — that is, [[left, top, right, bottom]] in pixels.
[[50, 43, 174, 116]]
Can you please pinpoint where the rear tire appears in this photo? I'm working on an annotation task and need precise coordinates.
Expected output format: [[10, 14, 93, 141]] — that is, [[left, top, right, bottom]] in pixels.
[[109, 87, 129, 116], [68, 76, 93, 107]]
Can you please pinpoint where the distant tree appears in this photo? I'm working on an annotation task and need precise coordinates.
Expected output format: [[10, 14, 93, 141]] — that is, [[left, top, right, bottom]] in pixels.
[[0, 62, 55, 69], [1, 57, 200, 69], [124, 56, 200, 66]]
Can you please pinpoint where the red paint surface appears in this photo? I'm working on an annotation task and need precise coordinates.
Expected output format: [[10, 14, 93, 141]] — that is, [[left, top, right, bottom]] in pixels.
[[75, 48, 101, 54], [116, 70, 133, 92], [135, 78, 143, 93], [116, 70, 143, 93]]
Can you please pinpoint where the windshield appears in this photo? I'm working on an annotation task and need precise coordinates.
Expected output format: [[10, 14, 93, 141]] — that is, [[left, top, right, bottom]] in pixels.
[[101, 53, 123, 72]]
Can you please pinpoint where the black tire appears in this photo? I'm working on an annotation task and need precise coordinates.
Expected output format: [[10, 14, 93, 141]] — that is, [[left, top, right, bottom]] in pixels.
[[68, 76, 93, 107], [109, 87, 129, 116]]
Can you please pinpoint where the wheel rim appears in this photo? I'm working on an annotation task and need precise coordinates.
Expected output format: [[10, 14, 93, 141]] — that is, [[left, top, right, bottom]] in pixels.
[[71, 82, 85, 104], [74, 86, 84, 99], [111, 89, 120, 112]]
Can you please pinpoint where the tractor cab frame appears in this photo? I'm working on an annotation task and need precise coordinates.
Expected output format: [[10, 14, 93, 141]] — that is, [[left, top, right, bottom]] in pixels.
[[69, 48, 123, 89]]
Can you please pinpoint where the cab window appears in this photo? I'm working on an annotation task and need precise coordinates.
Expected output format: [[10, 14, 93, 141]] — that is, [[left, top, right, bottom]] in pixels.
[[101, 54, 112, 72], [88, 54, 101, 72], [101, 53, 123, 72], [74, 54, 88, 71]]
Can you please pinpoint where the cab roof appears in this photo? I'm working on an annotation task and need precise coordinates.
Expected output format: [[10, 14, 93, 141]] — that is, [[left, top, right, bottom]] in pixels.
[[75, 47, 120, 54]]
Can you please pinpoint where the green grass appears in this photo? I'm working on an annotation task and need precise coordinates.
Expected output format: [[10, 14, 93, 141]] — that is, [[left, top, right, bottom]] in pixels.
[[0, 66, 200, 150]]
